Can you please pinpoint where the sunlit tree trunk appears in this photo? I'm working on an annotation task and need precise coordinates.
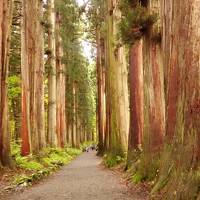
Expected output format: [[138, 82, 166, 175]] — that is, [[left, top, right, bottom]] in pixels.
[[56, 12, 67, 148], [56, 12, 66, 148], [21, 0, 45, 155], [47, 0, 57, 147], [105, 0, 129, 156], [0, 0, 13, 166], [37, 0, 46, 150]]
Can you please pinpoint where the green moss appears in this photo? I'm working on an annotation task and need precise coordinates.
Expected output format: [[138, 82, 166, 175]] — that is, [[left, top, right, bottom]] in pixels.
[[132, 171, 144, 183], [103, 153, 125, 168], [11, 144, 81, 186], [16, 158, 44, 171], [40, 147, 81, 167]]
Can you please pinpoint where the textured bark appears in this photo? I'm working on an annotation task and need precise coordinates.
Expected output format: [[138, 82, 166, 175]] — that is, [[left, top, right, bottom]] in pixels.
[[72, 81, 76, 148], [142, 0, 165, 152], [37, 0, 46, 150], [96, 26, 104, 154], [128, 40, 144, 160], [76, 116, 81, 148], [0, 0, 13, 166], [56, 12, 66, 148], [47, 0, 57, 147], [105, 0, 129, 156], [161, 0, 200, 151], [21, 0, 45, 155]]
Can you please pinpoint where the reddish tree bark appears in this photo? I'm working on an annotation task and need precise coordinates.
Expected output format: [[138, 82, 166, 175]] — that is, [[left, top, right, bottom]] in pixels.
[[96, 26, 104, 154], [162, 0, 200, 158], [21, 0, 45, 155], [0, 0, 13, 166], [128, 40, 144, 158], [56, 12, 66, 148]]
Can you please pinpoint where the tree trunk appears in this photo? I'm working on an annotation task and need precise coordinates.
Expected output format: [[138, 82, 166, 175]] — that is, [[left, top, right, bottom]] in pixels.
[[162, 0, 200, 155], [104, 0, 129, 156], [96, 25, 104, 154], [21, 0, 45, 155], [55, 12, 66, 148], [142, 1, 165, 153], [72, 81, 76, 148], [128, 40, 144, 162], [47, 0, 57, 147], [0, 0, 13, 167], [37, 0, 46, 150]]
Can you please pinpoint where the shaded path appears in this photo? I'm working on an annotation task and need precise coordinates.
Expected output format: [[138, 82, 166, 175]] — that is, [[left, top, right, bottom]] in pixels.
[[7, 151, 144, 200]]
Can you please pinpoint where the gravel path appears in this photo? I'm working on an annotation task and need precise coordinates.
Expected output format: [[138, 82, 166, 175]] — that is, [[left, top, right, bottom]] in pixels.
[[6, 151, 143, 200]]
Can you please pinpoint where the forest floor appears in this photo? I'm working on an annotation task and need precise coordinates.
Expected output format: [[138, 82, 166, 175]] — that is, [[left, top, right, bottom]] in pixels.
[[1, 151, 149, 200]]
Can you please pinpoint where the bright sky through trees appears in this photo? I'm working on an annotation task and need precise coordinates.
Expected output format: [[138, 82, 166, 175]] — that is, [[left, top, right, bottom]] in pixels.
[[76, 0, 93, 62]]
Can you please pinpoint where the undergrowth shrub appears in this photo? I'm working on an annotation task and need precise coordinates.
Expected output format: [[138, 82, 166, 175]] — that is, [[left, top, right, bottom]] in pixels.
[[11, 143, 81, 186], [103, 153, 125, 168]]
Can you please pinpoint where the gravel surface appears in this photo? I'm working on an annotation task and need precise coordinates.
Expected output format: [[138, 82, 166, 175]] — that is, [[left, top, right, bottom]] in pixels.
[[6, 151, 143, 200]]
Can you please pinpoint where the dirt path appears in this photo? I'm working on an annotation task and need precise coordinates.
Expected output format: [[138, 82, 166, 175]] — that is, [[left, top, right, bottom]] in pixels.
[[6, 151, 145, 200]]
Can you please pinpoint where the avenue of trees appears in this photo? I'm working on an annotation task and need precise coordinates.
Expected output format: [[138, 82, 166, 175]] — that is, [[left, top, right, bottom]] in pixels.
[[0, 0, 96, 166], [87, 0, 199, 199], [0, 0, 199, 199]]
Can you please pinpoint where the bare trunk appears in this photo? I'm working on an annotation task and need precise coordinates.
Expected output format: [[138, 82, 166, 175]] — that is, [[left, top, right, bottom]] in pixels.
[[37, 0, 45, 150], [162, 0, 200, 155], [141, 1, 165, 153], [0, 0, 13, 166], [104, 0, 129, 156], [128, 40, 144, 161], [96, 26, 104, 154], [21, 0, 45, 155], [47, 0, 57, 147], [55, 12, 66, 148], [72, 81, 76, 148]]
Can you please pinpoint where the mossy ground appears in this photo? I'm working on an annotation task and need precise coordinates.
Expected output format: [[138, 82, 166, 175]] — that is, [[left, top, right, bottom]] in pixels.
[[10, 143, 81, 187], [103, 153, 125, 168]]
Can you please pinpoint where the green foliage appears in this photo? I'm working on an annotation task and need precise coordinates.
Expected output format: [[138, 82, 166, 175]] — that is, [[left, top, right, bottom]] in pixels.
[[13, 169, 51, 186], [40, 147, 81, 167], [8, 76, 21, 100], [80, 141, 97, 151], [16, 157, 44, 171], [132, 171, 144, 183], [103, 154, 125, 168], [11, 143, 81, 186], [11, 141, 21, 157], [53, 0, 96, 137], [119, 1, 157, 44]]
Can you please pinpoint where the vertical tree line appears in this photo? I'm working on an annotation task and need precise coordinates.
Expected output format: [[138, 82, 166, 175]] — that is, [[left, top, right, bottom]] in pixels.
[[0, 0, 96, 167], [87, 0, 199, 198], [0, 0, 199, 198]]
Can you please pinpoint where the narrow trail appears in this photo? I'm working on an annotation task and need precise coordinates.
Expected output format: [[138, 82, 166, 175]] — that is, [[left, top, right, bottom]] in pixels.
[[6, 152, 145, 200]]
